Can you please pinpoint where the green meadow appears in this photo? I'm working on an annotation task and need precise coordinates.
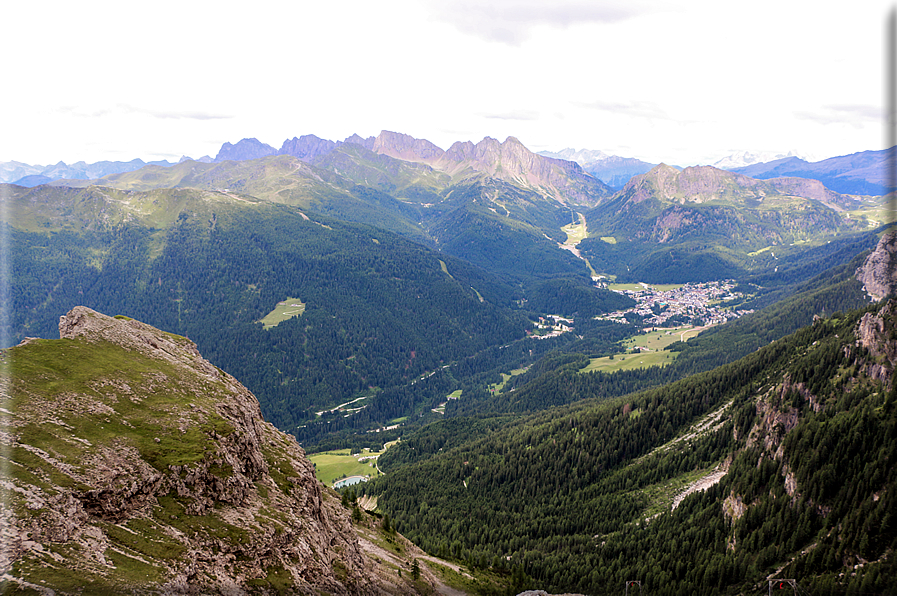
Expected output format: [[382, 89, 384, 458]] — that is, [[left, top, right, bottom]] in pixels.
[[561, 214, 588, 245], [259, 298, 306, 330], [489, 366, 530, 394], [309, 440, 399, 487], [581, 326, 698, 373]]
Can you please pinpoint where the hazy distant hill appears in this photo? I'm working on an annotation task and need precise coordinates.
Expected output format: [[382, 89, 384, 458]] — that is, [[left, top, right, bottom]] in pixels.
[[1, 158, 176, 185], [710, 149, 809, 170], [539, 147, 656, 188], [729, 147, 894, 195], [214, 137, 278, 162]]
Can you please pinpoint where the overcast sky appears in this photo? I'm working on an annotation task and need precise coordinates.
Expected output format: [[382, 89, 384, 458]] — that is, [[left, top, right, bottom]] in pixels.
[[1, 0, 892, 166]]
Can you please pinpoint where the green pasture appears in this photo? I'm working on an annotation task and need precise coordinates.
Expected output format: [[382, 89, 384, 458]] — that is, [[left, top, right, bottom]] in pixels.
[[439, 259, 454, 278], [309, 440, 400, 486], [847, 202, 896, 226], [608, 283, 644, 292], [581, 349, 677, 373], [581, 326, 698, 373], [561, 214, 588, 245], [308, 448, 383, 486], [623, 326, 694, 351], [259, 297, 306, 330], [608, 282, 683, 293], [489, 366, 530, 394]]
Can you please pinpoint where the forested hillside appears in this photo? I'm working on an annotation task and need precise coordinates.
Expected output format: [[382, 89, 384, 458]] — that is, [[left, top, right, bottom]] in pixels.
[[7, 193, 535, 432], [4, 136, 888, 454], [368, 299, 897, 595], [448, 238, 875, 418]]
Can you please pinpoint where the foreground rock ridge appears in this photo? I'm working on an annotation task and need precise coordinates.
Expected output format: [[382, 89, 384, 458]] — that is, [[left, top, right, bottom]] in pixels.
[[0, 307, 400, 594]]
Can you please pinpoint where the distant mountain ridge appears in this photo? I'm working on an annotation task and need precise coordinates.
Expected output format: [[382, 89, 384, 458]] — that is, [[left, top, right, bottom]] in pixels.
[[7, 138, 891, 196], [728, 147, 895, 195], [538, 148, 656, 188], [1, 158, 181, 186], [710, 149, 809, 170], [618, 163, 859, 212]]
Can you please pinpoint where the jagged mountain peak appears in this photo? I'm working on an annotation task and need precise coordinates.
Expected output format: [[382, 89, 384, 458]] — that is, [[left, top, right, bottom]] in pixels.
[[342, 133, 376, 150], [278, 134, 337, 162], [213, 137, 277, 162], [371, 130, 444, 162]]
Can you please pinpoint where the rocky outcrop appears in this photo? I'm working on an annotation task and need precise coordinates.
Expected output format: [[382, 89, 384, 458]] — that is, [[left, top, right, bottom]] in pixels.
[[214, 138, 278, 162], [855, 299, 897, 386], [371, 130, 444, 163], [856, 231, 897, 302], [279, 135, 338, 162], [437, 135, 610, 205], [2, 307, 397, 595]]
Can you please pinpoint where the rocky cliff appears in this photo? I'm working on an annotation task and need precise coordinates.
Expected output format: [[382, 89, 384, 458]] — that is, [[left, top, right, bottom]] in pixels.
[[279, 135, 338, 162], [856, 230, 897, 302], [0, 307, 427, 595]]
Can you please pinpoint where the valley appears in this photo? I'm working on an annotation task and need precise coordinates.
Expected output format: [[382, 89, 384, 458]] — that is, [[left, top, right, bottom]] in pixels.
[[2, 131, 896, 595]]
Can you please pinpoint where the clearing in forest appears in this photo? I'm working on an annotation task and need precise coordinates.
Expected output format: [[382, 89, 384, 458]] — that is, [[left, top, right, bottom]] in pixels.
[[309, 440, 399, 487], [561, 213, 588, 245], [581, 326, 695, 373], [259, 297, 306, 330]]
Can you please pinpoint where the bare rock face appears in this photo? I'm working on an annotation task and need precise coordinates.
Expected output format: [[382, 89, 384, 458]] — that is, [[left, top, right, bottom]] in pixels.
[[3, 307, 393, 594], [371, 130, 444, 163], [855, 299, 897, 385], [214, 138, 278, 163], [279, 135, 338, 162], [856, 231, 897, 302]]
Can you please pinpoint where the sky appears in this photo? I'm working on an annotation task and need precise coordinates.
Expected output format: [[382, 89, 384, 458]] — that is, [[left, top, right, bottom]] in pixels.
[[1, 0, 893, 167]]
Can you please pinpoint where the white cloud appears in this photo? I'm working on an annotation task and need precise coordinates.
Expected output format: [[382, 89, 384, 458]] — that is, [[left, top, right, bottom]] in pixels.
[[0, 0, 891, 166], [421, 0, 671, 45], [795, 104, 884, 127]]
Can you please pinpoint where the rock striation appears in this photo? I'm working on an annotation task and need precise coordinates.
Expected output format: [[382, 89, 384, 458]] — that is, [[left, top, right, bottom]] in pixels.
[[0, 307, 403, 594]]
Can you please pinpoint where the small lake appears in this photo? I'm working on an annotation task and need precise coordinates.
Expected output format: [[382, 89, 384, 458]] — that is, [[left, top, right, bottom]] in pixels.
[[333, 475, 368, 489]]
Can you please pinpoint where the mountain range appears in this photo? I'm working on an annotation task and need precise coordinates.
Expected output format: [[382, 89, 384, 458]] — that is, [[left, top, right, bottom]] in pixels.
[[5, 133, 894, 196], [728, 147, 895, 196], [0, 158, 182, 187]]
